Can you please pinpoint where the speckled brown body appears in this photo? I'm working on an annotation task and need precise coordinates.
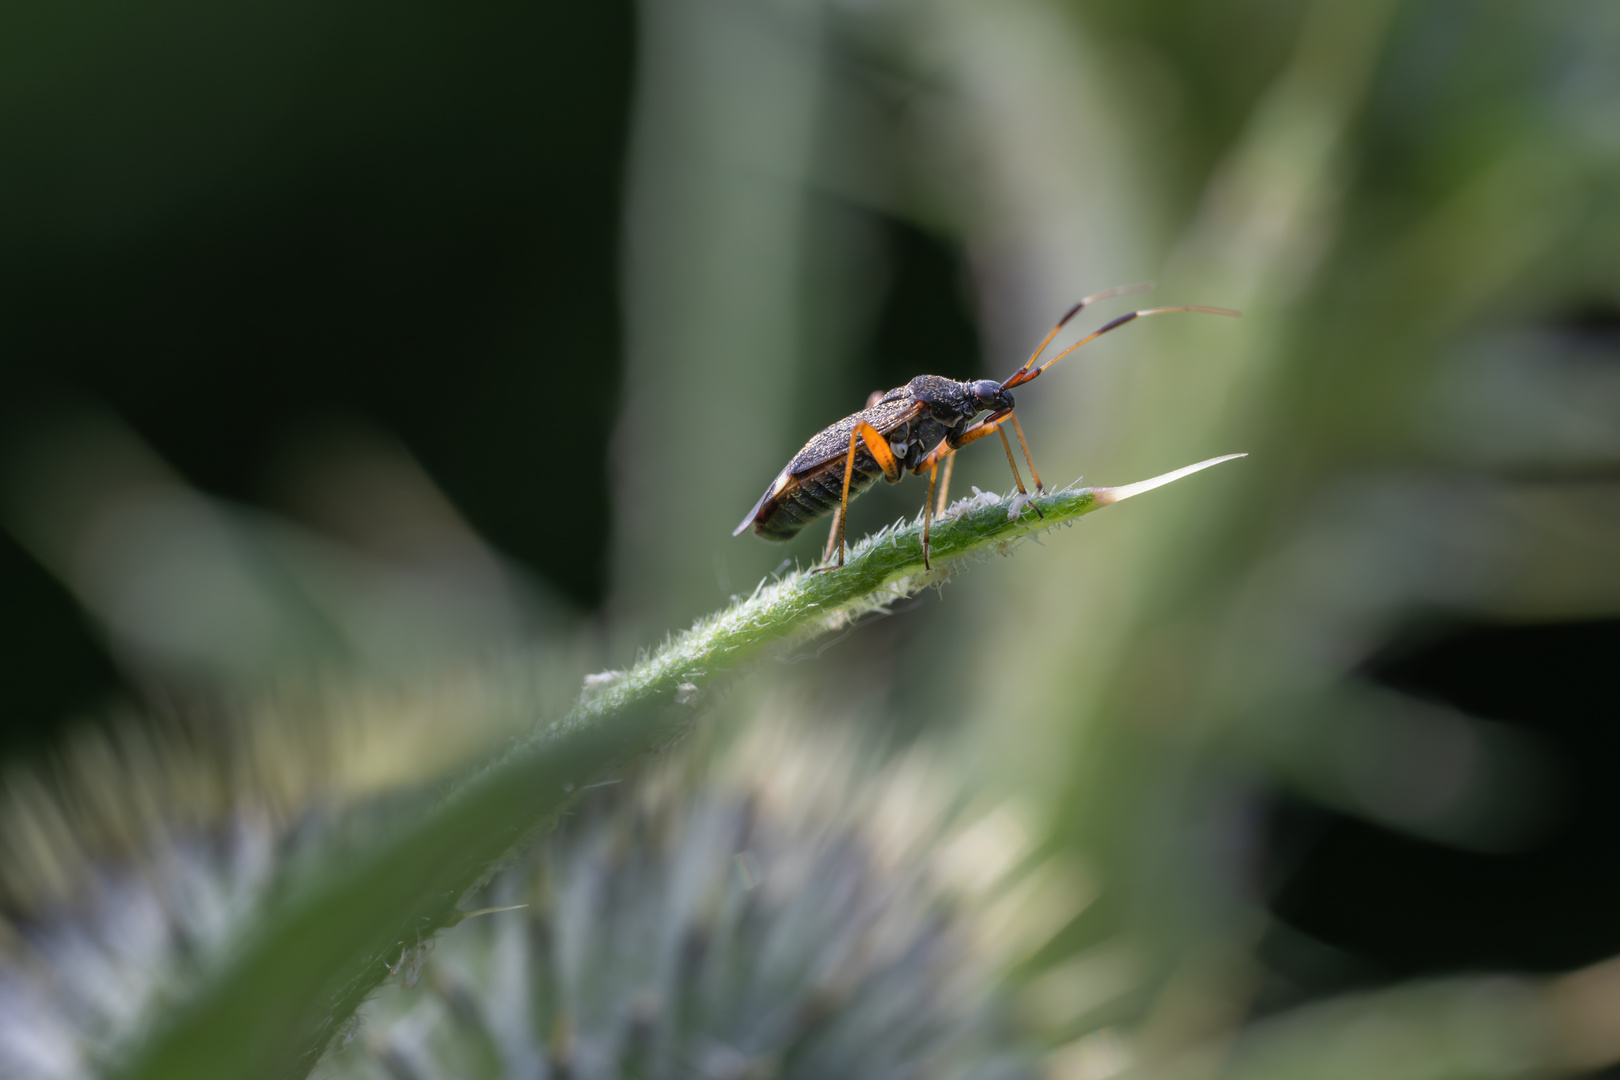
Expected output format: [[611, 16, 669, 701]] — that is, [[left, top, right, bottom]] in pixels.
[[735, 374, 1012, 541]]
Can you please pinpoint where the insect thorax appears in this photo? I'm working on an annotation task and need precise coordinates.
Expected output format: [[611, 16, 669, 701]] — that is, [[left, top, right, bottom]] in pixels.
[[902, 415, 950, 468], [905, 374, 977, 416]]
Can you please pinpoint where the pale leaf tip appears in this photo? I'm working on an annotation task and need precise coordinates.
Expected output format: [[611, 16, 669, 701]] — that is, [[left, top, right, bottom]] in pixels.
[[1091, 453, 1247, 506]]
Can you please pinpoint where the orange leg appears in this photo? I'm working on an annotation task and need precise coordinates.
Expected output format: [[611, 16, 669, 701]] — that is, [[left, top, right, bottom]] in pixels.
[[996, 427, 1029, 496], [813, 420, 901, 573], [995, 427, 1043, 519], [917, 411, 1044, 521], [917, 412, 1010, 470], [823, 504, 844, 562], [922, 463, 937, 568], [934, 453, 955, 517], [1010, 413, 1044, 492]]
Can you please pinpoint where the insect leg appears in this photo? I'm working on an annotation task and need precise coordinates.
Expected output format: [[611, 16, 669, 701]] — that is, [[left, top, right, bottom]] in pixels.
[[922, 462, 938, 569], [996, 427, 1028, 496], [918, 427, 978, 472], [855, 420, 903, 481], [919, 411, 1007, 462], [918, 412, 1045, 520], [995, 426, 1044, 519], [934, 453, 955, 517], [813, 420, 899, 573], [823, 503, 844, 562], [1009, 413, 1044, 492], [814, 428, 861, 572]]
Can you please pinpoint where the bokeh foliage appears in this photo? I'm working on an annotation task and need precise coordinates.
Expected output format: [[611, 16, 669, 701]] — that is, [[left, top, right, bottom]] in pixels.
[[3, 0, 1620, 1077], [613, 0, 1620, 1073]]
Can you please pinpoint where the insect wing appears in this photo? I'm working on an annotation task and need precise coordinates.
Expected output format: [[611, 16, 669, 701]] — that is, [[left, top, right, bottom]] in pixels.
[[733, 468, 790, 536], [784, 396, 924, 476], [733, 396, 924, 536]]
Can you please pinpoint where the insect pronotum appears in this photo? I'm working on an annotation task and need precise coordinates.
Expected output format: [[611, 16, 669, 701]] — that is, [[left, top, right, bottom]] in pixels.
[[733, 285, 1239, 571]]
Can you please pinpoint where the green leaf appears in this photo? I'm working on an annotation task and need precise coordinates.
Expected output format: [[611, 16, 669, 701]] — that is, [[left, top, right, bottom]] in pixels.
[[114, 455, 1243, 1080]]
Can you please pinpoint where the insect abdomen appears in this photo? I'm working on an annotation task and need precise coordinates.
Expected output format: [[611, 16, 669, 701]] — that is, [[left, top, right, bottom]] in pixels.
[[756, 463, 883, 541]]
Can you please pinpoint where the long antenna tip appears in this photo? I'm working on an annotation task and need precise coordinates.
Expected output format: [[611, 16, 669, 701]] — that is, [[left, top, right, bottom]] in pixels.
[[1056, 282, 1158, 329]]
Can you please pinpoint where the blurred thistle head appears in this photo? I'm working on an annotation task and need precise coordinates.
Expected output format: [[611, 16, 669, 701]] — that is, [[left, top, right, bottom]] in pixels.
[[0, 658, 556, 1080], [0, 686, 1071, 1080], [321, 717, 1050, 1079]]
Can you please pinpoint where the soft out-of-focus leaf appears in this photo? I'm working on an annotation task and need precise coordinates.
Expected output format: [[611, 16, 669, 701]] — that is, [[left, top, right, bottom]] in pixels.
[[110, 461, 1235, 1078], [115, 693, 688, 1080]]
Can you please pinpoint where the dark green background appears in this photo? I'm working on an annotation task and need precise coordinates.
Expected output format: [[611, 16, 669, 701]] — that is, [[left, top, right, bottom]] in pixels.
[[3, 0, 1619, 1040], [0, 1, 985, 750]]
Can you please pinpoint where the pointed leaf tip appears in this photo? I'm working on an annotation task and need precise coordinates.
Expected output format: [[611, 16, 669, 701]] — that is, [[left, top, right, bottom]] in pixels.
[[1091, 453, 1247, 506]]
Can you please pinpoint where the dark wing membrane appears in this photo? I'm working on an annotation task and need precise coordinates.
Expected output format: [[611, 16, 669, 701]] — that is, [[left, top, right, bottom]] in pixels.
[[734, 395, 924, 541], [733, 485, 777, 536], [784, 396, 923, 475], [743, 456, 884, 542]]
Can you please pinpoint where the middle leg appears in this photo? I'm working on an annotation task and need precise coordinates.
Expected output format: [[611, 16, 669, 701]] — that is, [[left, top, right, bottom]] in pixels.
[[922, 461, 939, 569], [934, 453, 955, 517], [917, 410, 1045, 520]]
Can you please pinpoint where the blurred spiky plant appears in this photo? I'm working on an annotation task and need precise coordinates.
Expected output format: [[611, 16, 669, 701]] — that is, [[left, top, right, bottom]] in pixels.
[[7, 0, 1620, 1077], [0, 656, 553, 1080], [613, 0, 1620, 1075], [0, 426, 1230, 1079], [319, 717, 1053, 1080]]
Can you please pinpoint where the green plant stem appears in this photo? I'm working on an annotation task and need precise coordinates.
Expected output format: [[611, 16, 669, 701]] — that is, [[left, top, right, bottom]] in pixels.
[[116, 455, 1242, 1080], [561, 454, 1245, 736]]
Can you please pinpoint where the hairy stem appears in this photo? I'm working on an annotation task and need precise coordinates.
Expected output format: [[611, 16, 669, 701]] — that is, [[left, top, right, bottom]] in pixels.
[[117, 454, 1242, 1080], [564, 454, 1245, 735]]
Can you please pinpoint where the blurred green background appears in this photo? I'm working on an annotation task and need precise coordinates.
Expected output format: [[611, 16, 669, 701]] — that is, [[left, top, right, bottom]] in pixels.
[[4, 0, 1620, 1076]]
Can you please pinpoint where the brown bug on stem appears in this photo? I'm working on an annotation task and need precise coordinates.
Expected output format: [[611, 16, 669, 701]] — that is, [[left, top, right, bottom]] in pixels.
[[733, 284, 1239, 571]]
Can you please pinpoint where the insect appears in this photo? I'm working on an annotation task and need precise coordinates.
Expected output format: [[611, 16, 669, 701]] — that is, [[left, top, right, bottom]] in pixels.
[[733, 285, 1239, 571]]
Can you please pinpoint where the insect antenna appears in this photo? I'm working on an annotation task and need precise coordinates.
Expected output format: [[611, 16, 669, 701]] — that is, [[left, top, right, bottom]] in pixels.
[[1001, 304, 1240, 389], [1008, 282, 1153, 383]]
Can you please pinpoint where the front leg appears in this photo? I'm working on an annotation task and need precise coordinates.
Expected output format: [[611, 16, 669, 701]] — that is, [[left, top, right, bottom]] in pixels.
[[917, 409, 1010, 467], [915, 410, 1044, 519]]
